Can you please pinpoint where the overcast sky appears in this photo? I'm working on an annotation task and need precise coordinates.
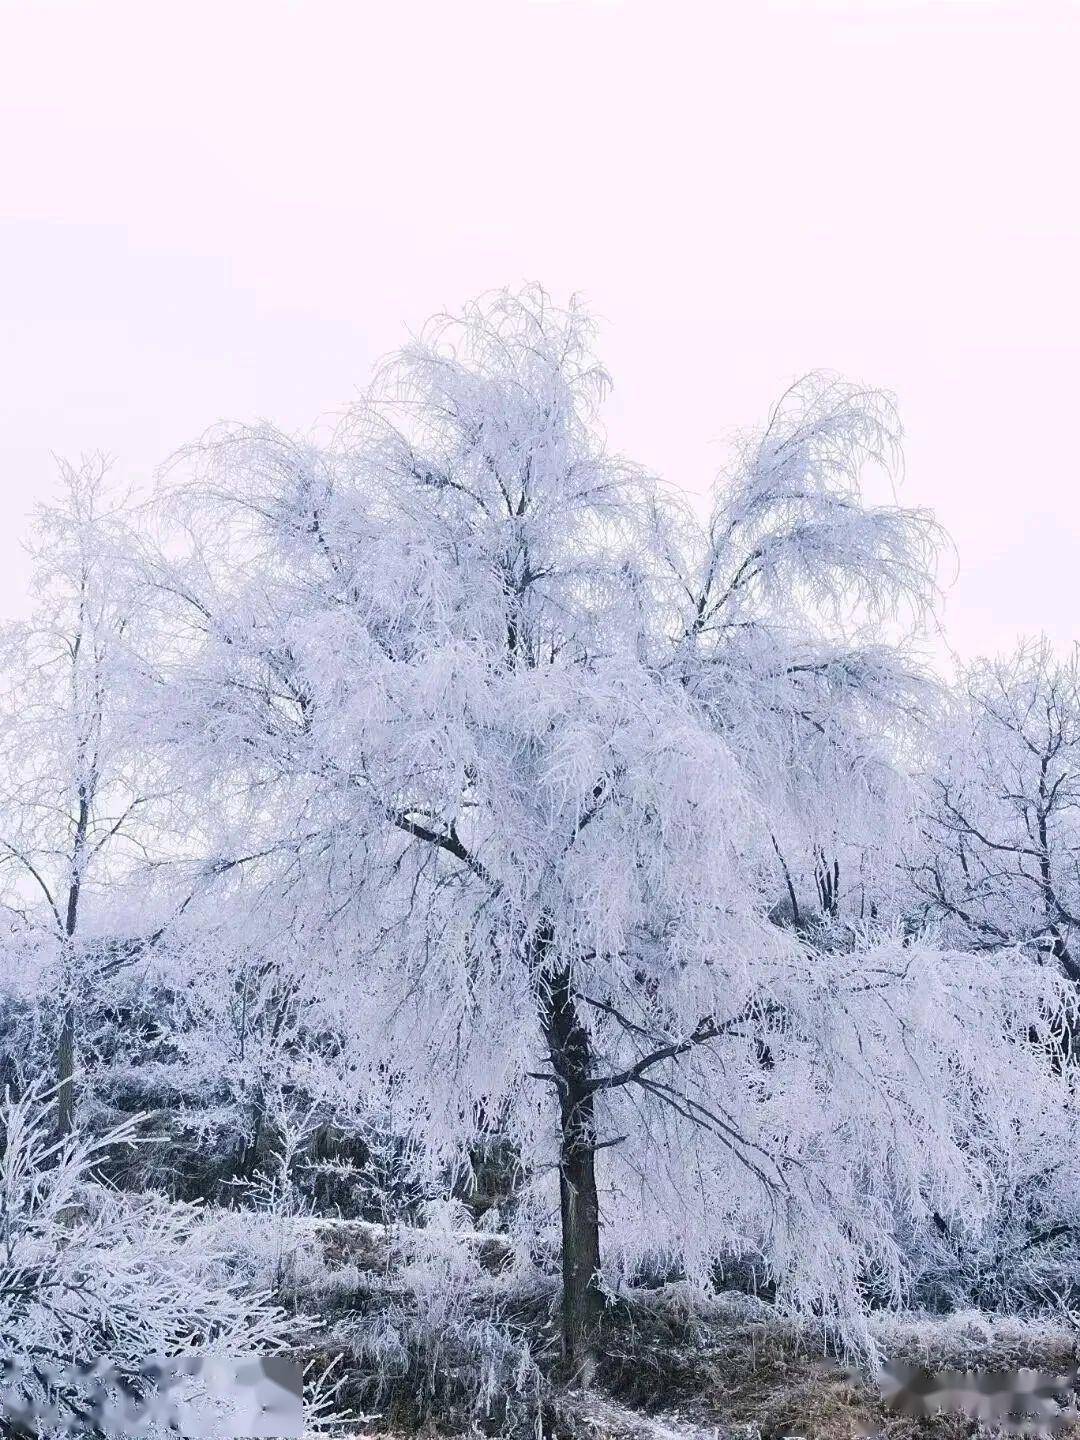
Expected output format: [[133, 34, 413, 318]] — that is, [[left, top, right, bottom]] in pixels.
[[2, 0, 1078, 666]]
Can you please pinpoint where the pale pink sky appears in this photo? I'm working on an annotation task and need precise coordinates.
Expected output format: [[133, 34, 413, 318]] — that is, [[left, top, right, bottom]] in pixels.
[[2, 0, 1078, 665]]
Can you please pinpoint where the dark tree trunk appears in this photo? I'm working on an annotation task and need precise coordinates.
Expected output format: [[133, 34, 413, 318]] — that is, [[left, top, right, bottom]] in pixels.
[[556, 1074, 603, 1375], [54, 783, 90, 1145], [51, 993, 80, 1227], [534, 926, 603, 1376], [55, 1001, 76, 1143], [238, 1084, 267, 1181]]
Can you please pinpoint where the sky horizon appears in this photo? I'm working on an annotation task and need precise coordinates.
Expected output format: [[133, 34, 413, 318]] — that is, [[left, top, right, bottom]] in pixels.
[[3, 0, 1078, 670]]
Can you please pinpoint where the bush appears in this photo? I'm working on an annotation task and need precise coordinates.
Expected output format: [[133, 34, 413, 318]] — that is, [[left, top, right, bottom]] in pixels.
[[0, 1085, 294, 1434]]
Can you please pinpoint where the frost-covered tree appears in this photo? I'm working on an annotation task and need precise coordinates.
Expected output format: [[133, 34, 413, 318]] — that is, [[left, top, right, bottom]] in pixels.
[[0, 461, 169, 1138], [913, 637, 1080, 986], [144, 287, 1073, 1369]]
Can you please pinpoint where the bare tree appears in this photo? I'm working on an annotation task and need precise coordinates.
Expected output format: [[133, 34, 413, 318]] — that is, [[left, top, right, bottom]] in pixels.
[[913, 637, 1080, 989]]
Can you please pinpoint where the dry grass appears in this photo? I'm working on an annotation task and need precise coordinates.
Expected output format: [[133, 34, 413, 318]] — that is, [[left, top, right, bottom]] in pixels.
[[595, 1293, 1080, 1440]]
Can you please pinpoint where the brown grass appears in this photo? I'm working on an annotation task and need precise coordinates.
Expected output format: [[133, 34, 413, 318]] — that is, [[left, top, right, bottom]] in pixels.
[[595, 1295, 1080, 1440]]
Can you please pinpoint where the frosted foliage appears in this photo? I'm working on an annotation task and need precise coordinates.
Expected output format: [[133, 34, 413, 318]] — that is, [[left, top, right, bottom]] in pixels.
[[701, 375, 940, 629], [140, 287, 1072, 1350], [0, 1087, 290, 1433]]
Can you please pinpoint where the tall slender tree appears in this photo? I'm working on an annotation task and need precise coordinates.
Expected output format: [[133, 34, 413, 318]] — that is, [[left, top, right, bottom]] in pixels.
[[0, 460, 162, 1139]]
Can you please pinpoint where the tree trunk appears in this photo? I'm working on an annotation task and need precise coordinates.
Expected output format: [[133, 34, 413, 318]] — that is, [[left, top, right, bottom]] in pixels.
[[53, 993, 80, 1225], [238, 1083, 267, 1180], [535, 928, 603, 1376], [556, 1075, 603, 1376], [55, 788, 88, 1145], [54, 1000, 76, 1143]]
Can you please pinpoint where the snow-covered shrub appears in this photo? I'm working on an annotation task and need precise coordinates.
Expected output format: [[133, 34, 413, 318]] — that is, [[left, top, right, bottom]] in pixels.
[[330, 1227, 549, 1438], [907, 1142, 1080, 1316], [0, 1085, 293, 1434]]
